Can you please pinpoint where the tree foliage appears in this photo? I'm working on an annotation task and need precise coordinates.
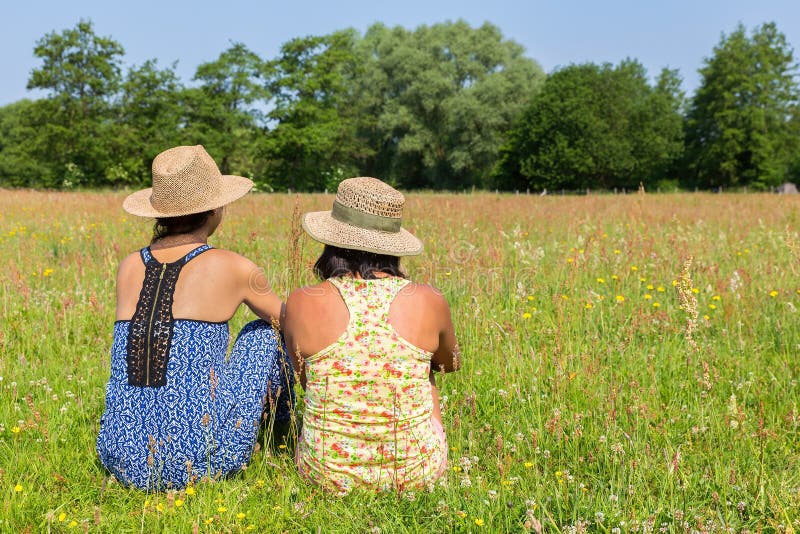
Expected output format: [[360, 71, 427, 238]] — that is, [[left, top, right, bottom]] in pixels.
[[492, 61, 684, 191], [684, 23, 800, 190]]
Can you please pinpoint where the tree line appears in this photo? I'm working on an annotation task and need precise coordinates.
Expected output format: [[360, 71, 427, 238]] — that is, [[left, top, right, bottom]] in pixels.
[[0, 19, 798, 192]]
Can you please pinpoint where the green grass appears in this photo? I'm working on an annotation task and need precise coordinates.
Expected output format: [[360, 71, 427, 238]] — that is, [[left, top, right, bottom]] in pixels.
[[1, 190, 799, 532]]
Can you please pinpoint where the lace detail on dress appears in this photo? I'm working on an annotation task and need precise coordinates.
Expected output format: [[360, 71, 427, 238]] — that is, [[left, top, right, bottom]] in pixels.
[[126, 245, 212, 387]]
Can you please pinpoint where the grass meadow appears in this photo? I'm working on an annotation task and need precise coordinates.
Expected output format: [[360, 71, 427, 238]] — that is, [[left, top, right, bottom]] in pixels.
[[1, 189, 799, 533]]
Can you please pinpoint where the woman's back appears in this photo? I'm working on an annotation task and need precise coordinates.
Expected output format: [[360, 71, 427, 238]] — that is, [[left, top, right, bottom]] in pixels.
[[294, 276, 448, 493]]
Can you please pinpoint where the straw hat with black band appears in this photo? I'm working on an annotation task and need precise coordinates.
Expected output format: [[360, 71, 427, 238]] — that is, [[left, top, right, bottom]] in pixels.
[[123, 145, 253, 218], [302, 177, 423, 257]]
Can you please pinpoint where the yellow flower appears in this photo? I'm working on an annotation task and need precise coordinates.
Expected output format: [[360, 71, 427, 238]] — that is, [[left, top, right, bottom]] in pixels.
[[43, 268, 54, 277], [475, 519, 485, 527], [174, 499, 184, 507], [691, 287, 699, 294], [652, 302, 661, 308], [615, 295, 625, 303], [555, 470, 563, 478], [12, 426, 20, 434], [602, 233, 608, 238], [522, 312, 532, 319], [185, 486, 195, 496], [644, 294, 652, 300], [769, 290, 778, 298], [279, 444, 287, 449], [712, 295, 721, 301], [156, 503, 165, 513], [14, 484, 23, 492], [444, 271, 452, 276], [524, 462, 533, 468], [657, 286, 665, 292], [237, 512, 246, 520], [256, 479, 265, 488], [630, 266, 638, 272], [596, 277, 605, 284], [561, 294, 569, 300], [566, 258, 574, 263], [646, 284, 654, 290], [639, 277, 646, 282], [527, 295, 534, 301], [614, 249, 621, 254], [708, 304, 716, 310], [703, 314, 710, 321], [58, 513, 67, 522], [217, 506, 227, 513], [457, 510, 467, 518], [671, 280, 678, 287], [452, 466, 462, 472], [584, 303, 593, 309], [611, 274, 618, 280], [204, 518, 214, 525], [69, 520, 78, 528]]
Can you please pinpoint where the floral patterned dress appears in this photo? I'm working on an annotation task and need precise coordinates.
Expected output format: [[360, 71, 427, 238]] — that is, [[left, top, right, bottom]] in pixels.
[[297, 276, 447, 494]]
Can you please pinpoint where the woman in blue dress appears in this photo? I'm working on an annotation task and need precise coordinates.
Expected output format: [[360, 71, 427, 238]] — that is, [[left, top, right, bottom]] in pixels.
[[96, 145, 293, 491]]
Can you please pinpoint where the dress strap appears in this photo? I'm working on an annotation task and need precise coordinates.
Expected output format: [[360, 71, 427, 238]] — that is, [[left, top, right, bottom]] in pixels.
[[140, 247, 154, 264], [183, 244, 213, 264], [140, 244, 213, 266], [328, 277, 410, 326]]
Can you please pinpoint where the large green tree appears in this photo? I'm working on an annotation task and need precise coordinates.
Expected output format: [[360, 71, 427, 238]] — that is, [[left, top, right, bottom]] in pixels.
[[26, 19, 125, 186], [261, 30, 367, 191], [492, 60, 684, 191], [684, 22, 800, 190], [113, 60, 186, 185], [360, 20, 544, 189], [184, 43, 269, 178]]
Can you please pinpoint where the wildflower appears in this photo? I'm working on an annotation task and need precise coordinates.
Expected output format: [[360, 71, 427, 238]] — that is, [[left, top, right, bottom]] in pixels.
[[14, 484, 23, 492], [639, 277, 646, 282], [12, 426, 20, 434], [584, 303, 593, 309], [527, 295, 534, 301], [255, 479, 265, 488], [652, 302, 661, 308], [712, 295, 721, 301], [703, 315, 710, 321], [611, 274, 618, 280], [708, 304, 716, 310], [671, 280, 678, 287], [524, 462, 533, 468], [69, 520, 78, 528], [615, 295, 625, 303], [644, 294, 652, 300], [445, 270, 451, 276], [522, 312, 532, 319], [630, 266, 638, 272], [204, 518, 214, 525], [43, 268, 54, 277], [474, 519, 485, 527], [174, 499, 184, 507], [457, 511, 467, 519], [58, 513, 67, 522], [185, 486, 195, 496], [647, 284, 654, 290], [156, 503, 164, 513], [614, 249, 621, 254], [596, 278, 605, 284], [237, 512, 246, 520], [769, 290, 778, 298], [217, 506, 227, 513], [566, 258, 574, 263], [561, 294, 568, 300], [691, 287, 699, 294]]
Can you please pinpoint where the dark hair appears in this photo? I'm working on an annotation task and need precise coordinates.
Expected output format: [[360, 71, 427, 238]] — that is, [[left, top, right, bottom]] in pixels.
[[313, 245, 407, 280], [152, 210, 213, 243]]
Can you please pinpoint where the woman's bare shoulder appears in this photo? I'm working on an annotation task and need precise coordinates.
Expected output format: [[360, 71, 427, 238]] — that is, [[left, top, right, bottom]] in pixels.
[[401, 281, 450, 309], [287, 281, 336, 309]]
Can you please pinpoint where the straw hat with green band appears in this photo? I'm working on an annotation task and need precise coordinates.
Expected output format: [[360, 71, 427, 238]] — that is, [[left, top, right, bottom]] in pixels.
[[302, 177, 423, 257]]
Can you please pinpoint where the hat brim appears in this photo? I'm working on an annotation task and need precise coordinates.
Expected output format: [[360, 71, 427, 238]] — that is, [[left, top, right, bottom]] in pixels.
[[122, 175, 254, 217], [302, 210, 423, 257]]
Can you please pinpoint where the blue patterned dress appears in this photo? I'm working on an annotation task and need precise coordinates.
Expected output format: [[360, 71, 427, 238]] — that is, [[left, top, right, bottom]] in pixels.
[[96, 245, 293, 490]]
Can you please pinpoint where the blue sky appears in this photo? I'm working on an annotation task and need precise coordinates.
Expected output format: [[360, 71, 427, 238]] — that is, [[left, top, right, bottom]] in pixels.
[[2, 0, 798, 105]]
